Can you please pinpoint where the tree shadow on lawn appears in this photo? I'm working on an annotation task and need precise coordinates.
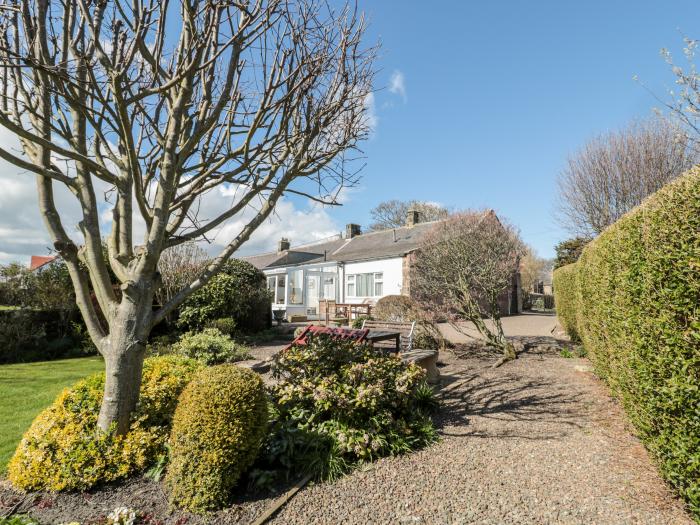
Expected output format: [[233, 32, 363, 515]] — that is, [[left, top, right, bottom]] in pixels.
[[434, 367, 587, 441]]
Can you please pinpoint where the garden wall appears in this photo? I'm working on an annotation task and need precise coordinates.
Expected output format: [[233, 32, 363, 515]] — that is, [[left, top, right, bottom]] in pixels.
[[552, 167, 700, 514]]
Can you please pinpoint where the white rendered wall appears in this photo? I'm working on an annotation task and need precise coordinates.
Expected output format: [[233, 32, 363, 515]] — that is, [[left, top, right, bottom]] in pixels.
[[343, 257, 404, 303]]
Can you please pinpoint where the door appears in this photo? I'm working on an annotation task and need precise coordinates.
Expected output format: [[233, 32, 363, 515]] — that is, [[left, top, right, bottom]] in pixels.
[[306, 274, 320, 316], [322, 275, 336, 300]]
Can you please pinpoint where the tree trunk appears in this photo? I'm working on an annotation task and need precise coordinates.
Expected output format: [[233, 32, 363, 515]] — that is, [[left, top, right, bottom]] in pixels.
[[97, 293, 151, 435]]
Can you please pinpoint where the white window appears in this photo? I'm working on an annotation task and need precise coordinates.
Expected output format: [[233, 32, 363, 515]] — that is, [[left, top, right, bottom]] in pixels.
[[374, 272, 383, 296], [323, 276, 336, 299], [346, 272, 383, 297], [346, 274, 355, 297], [288, 270, 303, 304], [276, 275, 286, 304]]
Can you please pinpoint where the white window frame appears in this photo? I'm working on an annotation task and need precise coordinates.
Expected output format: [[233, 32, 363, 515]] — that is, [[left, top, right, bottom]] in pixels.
[[346, 272, 383, 298]]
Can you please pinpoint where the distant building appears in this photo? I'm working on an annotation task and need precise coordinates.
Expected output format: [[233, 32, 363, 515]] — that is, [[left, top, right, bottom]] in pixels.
[[29, 255, 58, 272], [243, 211, 522, 321]]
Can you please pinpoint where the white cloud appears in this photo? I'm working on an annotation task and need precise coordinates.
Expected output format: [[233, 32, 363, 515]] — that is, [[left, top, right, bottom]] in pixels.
[[192, 185, 341, 256], [0, 128, 87, 266], [363, 92, 378, 133], [389, 70, 407, 103]]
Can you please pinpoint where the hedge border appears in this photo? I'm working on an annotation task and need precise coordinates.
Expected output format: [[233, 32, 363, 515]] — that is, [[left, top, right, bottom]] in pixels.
[[553, 167, 700, 517]]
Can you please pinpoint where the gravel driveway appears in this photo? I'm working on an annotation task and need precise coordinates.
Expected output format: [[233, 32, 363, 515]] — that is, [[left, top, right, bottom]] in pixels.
[[271, 345, 692, 524], [2, 315, 692, 524]]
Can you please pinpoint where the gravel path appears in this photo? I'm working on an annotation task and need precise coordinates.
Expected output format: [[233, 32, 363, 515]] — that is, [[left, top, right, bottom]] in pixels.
[[1, 316, 692, 524], [271, 347, 693, 524]]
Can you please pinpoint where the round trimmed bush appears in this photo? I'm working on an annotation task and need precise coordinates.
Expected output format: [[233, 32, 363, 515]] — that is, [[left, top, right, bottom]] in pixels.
[[165, 364, 269, 511], [8, 355, 202, 491], [373, 295, 420, 322]]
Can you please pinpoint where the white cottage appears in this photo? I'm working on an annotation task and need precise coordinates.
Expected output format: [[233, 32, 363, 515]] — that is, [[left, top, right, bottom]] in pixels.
[[243, 211, 522, 321]]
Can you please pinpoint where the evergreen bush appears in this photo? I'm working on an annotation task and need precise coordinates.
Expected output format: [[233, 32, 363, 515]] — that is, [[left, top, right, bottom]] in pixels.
[[172, 328, 251, 365], [552, 167, 700, 515], [178, 259, 271, 332], [8, 356, 202, 491], [166, 365, 268, 511]]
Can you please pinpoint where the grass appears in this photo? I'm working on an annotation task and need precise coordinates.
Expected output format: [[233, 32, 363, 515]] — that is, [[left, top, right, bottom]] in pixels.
[[0, 356, 104, 472]]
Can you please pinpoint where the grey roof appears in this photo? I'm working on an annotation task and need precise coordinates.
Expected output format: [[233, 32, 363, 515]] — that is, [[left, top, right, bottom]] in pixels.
[[242, 221, 441, 271]]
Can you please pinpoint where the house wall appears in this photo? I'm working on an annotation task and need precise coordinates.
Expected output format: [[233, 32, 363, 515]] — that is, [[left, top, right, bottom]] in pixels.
[[342, 257, 404, 303]]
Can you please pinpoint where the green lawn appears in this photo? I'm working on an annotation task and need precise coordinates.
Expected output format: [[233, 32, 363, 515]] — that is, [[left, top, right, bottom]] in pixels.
[[0, 356, 104, 472]]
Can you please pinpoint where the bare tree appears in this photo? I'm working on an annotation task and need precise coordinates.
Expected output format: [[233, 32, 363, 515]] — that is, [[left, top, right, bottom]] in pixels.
[[0, 0, 376, 434], [368, 199, 449, 231], [155, 242, 209, 310], [413, 211, 524, 367], [519, 245, 546, 293], [660, 38, 700, 150], [556, 118, 695, 237]]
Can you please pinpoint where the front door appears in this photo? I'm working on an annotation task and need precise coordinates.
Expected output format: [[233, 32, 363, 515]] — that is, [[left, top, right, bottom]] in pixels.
[[306, 274, 320, 316]]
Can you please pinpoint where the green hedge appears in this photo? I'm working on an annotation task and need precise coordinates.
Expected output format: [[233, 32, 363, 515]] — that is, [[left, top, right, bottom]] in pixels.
[[552, 264, 580, 341], [553, 167, 700, 515]]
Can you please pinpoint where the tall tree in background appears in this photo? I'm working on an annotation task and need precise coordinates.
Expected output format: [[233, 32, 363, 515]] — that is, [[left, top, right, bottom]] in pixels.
[[519, 246, 547, 293], [368, 200, 449, 231], [413, 211, 524, 367], [155, 242, 209, 310], [0, 0, 376, 434], [556, 118, 695, 237], [553, 237, 589, 269]]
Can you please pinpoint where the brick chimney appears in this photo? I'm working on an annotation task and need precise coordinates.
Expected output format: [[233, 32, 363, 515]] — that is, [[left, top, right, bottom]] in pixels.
[[278, 238, 290, 252], [346, 223, 361, 239], [406, 209, 420, 227]]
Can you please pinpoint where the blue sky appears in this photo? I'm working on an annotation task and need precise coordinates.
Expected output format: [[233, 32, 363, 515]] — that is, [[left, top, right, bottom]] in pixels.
[[325, 0, 700, 258]]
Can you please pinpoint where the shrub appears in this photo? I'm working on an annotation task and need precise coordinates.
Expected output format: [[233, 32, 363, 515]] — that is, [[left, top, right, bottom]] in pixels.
[[207, 317, 237, 336], [0, 308, 93, 364], [172, 328, 251, 365], [293, 325, 309, 338], [413, 330, 439, 350], [554, 167, 700, 515], [552, 263, 580, 341], [178, 259, 271, 332], [263, 335, 438, 481], [166, 365, 268, 511], [8, 355, 202, 491], [373, 295, 444, 349], [351, 315, 372, 329], [373, 295, 420, 322]]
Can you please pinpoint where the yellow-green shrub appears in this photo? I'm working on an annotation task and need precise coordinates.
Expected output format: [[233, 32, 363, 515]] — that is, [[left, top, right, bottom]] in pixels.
[[8, 355, 202, 491], [559, 167, 700, 515], [552, 263, 580, 341], [165, 364, 268, 512]]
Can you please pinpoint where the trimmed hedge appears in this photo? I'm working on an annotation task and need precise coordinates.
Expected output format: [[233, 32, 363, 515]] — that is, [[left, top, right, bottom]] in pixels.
[[553, 167, 700, 515], [166, 364, 268, 512], [552, 264, 579, 341]]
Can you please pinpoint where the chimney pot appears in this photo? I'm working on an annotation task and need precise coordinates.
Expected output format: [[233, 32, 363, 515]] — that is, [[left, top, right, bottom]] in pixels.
[[406, 209, 420, 227], [346, 223, 361, 239], [278, 238, 290, 252]]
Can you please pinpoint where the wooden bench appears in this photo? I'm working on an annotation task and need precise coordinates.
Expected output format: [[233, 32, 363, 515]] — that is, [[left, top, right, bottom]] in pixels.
[[362, 320, 439, 383], [284, 325, 369, 351], [361, 320, 415, 352]]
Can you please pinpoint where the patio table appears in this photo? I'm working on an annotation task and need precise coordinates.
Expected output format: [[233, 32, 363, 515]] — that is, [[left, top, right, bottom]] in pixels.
[[366, 330, 401, 352]]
